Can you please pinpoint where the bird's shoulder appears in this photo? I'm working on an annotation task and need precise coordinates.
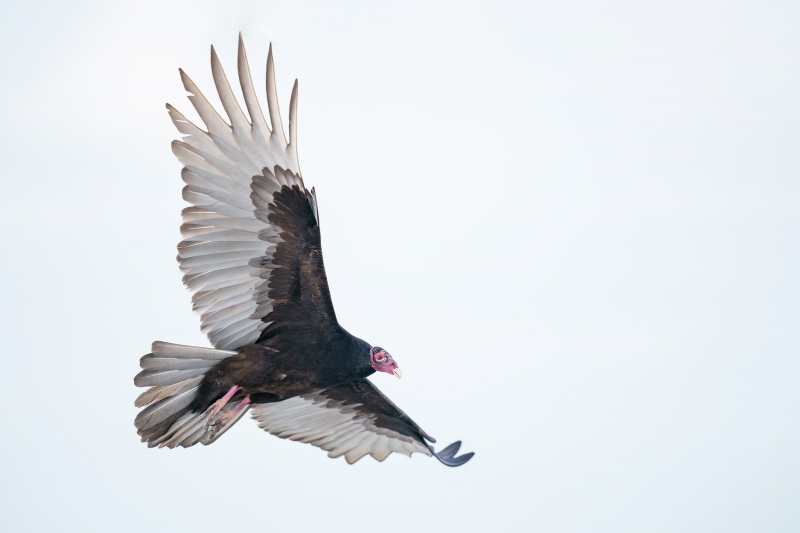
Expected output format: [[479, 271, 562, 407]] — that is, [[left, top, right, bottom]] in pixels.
[[252, 327, 372, 387]]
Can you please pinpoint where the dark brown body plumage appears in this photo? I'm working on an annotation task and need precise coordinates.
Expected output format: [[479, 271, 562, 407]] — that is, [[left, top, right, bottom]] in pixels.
[[190, 328, 374, 412]]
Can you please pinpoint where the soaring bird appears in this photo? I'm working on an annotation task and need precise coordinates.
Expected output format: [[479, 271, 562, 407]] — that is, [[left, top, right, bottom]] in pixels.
[[133, 36, 474, 467]]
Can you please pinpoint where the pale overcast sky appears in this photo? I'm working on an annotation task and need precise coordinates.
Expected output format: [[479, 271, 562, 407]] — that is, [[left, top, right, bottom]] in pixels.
[[1, 1, 799, 531]]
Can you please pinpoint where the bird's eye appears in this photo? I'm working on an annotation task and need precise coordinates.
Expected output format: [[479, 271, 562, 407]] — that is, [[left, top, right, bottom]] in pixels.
[[375, 353, 387, 364]]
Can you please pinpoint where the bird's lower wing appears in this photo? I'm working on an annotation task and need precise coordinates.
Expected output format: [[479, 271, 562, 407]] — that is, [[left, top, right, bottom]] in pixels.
[[251, 378, 474, 466]]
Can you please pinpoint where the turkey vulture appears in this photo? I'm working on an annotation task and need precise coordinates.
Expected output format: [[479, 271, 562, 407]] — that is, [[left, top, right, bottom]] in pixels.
[[133, 36, 474, 467]]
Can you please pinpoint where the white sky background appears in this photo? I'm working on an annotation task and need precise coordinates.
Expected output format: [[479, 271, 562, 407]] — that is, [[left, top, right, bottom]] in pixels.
[[1, 0, 799, 531]]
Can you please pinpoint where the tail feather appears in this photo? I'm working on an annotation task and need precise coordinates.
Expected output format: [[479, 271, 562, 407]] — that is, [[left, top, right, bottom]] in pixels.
[[139, 355, 215, 371], [153, 411, 205, 448], [149, 341, 236, 360], [134, 367, 209, 387], [134, 386, 200, 431], [140, 410, 189, 446], [134, 341, 246, 448], [134, 375, 203, 408]]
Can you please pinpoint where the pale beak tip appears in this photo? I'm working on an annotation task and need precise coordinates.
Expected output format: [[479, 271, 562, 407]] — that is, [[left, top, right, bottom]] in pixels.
[[393, 368, 403, 379]]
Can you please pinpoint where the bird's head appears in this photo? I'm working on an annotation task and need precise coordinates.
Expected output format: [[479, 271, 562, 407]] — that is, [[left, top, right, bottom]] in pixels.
[[370, 346, 402, 379]]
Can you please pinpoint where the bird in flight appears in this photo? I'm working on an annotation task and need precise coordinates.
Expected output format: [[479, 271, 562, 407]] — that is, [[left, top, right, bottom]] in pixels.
[[133, 35, 474, 467]]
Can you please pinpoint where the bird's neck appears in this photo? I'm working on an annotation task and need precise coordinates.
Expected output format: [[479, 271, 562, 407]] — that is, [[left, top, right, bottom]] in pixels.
[[315, 326, 374, 386]]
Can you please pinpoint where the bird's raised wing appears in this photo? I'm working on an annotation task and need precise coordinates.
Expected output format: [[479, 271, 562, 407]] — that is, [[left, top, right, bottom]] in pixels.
[[171, 36, 335, 350], [251, 379, 475, 466]]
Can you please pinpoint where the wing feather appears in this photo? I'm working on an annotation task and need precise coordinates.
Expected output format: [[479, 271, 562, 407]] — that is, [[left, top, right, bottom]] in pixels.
[[210, 46, 250, 133], [237, 33, 271, 152], [251, 379, 433, 465], [169, 37, 324, 351], [179, 69, 237, 148], [265, 44, 287, 149], [252, 379, 474, 466]]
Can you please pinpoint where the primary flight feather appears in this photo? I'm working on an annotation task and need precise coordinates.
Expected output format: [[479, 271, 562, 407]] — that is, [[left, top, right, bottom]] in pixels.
[[133, 35, 474, 467]]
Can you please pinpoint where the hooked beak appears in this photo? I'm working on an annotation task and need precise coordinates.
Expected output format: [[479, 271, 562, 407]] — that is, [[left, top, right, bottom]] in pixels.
[[393, 368, 403, 379]]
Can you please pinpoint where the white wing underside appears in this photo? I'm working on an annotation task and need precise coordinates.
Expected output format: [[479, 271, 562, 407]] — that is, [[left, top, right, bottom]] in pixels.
[[170, 35, 317, 350], [251, 390, 432, 465]]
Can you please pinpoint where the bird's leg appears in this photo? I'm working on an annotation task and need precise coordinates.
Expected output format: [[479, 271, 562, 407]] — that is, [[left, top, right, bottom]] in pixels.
[[203, 385, 241, 430], [217, 396, 251, 426], [207, 396, 251, 439]]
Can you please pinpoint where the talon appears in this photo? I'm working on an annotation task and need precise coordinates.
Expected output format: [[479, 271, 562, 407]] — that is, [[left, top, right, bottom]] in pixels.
[[207, 420, 222, 440], [203, 385, 241, 430], [207, 395, 252, 440], [202, 403, 223, 430]]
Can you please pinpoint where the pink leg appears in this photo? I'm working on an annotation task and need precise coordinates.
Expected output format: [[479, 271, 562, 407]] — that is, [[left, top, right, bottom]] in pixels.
[[203, 385, 241, 430], [231, 395, 251, 414], [207, 396, 251, 439]]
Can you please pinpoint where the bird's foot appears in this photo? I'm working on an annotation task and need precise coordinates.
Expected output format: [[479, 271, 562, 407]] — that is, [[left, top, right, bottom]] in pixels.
[[203, 385, 241, 430], [207, 395, 252, 440]]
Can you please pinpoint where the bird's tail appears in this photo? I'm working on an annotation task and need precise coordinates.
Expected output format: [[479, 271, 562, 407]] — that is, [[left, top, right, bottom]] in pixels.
[[133, 341, 249, 448]]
